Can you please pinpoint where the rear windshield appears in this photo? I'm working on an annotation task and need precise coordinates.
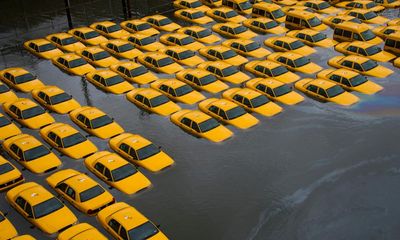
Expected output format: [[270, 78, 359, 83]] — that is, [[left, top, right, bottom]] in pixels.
[[137, 143, 161, 160], [290, 40, 305, 50], [141, 36, 156, 45], [181, 37, 195, 45], [150, 95, 170, 107], [239, 1, 252, 10], [178, 50, 195, 60], [14, 73, 36, 84], [112, 164, 138, 181], [364, 11, 377, 20], [326, 85, 345, 98], [61, 37, 78, 45], [273, 84, 291, 97], [250, 95, 269, 107], [294, 57, 310, 67], [91, 115, 113, 129], [199, 118, 220, 132], [0, 84, 10, 93], [361, 60, 377, 71], [308, 17, 322, 27], [350, 18, 362, 24], [350, 74, 368, 87], [271, 66, 288, 76], [272, 9, 285, 19], [175, 85, 193, 96], [318, 2, 330, 9], [93, 51, 110, 61], [221, 66, 239, 77], [50, 93, 72, 105], [221, 50, 237, 59], [84, 31, 100, 39], [33, 197, 64, 218], [190, 1, 202, 7], [157, 57, 175, 67], [192, 12, 205, 19], [130, 66, 148, 77], [198, 29, 212, 38], [312, 33, 327, 42], [24, 145, 50, 161], [128, 221, 159, 240], [199, 74, 217, 85], [62, 133, 86, 148], [38, 43, 56, 52], [233, 26, 247, 34], [245, 42, 260, 51], [80, 185, 105, 202], [21, 106, 45, 119], [105, 75, 124, 86], [159, 18, 173, 26], [226, 106, 246, 120], [366, 2, 377, 8], [0, 116, 11, 127], [365, 46, 381, 55], [106, 25, 122, 33], [226, 10, 239, 18], [136, 23, 151, 31], [361, 30, 376, 41], [69, 58, 87, 68], [118, 44, 134, 52], [0, 163, 14, 174]]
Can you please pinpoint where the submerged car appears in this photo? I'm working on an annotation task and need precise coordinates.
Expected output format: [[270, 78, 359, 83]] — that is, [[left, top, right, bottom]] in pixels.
[[198, 61, 250, 84], [159, 46, 205, 67], [0, 155, 24, 191], [68, 26, 109, 46], [286, 29, 337, 47], [222, 39, 271, 58], [174, 9, 214, 24], [334, 41, 396, 62], [85, 69, 134, 94], [150, 79, 206, 105], [0, 67, 44, 92], [120, 19, 160, 36], [212, 22, 257, 39], [76, 46, 119, 68], [243, 17, 288, 34], [267, 52, 322, 74], [57, 222, 108, 240], [175, 68, 229, 94], [244, 60, 300, 83], [90, 21, 130, 39], [31, 85, 81, 114], [100, 39, 143, 60], [110, 61, 157, 85], [23, 39, 63, 59], [199, 45, 248, 66], [160, 33, 205, 50], [51, 53, 96, 76], [137, 52, 184, 74], [206, 7, 247, 23], [177, 26, 221, 44], [264, 36, 316, 56], [0, 113, 21, 141], [142, 14, 181, 32], [46, 32, 86, 52]]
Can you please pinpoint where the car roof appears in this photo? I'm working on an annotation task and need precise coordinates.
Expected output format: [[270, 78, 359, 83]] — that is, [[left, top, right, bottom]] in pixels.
[[28, 38, 53, 46], [252, 60, 281, 68], [93, 21, 117, 27], [143, 52, 170, 60], [179, 8, 202, 14], [162, 45, 191, 53], [48, 32, 73, 39], [309, 79, 336, 89], [183, 110, 211, 122], [184, 68, 213, 77], [163, 33, 189, 39], [128, 32, 152, 39], [106, 39, 130, 46], [205, 60, 232, 69], [342, 55, 369, 62], [331, 68, 360, 78], [78, 107, 106, 120], [119, 134, 152, 149], [38, 86, 65, 97], [212, 7, 237, 13], [276, 51, 304, 59], [234, 88, 262, 99], [287, 10, 317, 18], [110, 205, 148, 229], [19, 184, 54, 205], [217, 22, 242, 28], [273, 36, 297, 43], [205, 45, 231, 52], [226, 39, 255, 45], [158, 79, 186, 88], [146, 14, 168, 20], [346, 41, 373, 48], [295, 28, 320, 35], [255, 78, 285, 88], [122, 19, 148, 25], [94, 153, 127, 171], [114, 61, 141, 70], [11, 134, 42, 150], [2, 67, 30, 77], [59, 53, 83, 61], [345, 8, 371, 14], [93, 69, 119, 78], [181, 25, 206, 32], [81, 46, 105, 54], [137, 88, 163, 98], [211, 99, 238, 110], [248, 17, 274, 23], [72, 27, 96, 33], [50, 123, 79, 137], [304, 0, 326, 4], [11, 98, 39, 111], [336, 21, 369, 31], [253, 2, 281, 11], [330, 15, 356, 21], [61, 173, 98, 192]]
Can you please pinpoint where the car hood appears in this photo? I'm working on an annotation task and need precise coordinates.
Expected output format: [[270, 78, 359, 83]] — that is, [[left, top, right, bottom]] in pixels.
[[35, 206, 77, 235], [139, 151, 174, 172], [330, 92, 359, 106], [276, 91, 305, 105], [64, 140, 98, 159], [114, 171, 151, 194], [202, 125, 233, 143], [26, 152, 61, 174], [352, 80, 383, 95], [253, 102, 283, 117], [365, 65, 393, 78], [228, 114, 259, 129], [153, 101, 181, 116]]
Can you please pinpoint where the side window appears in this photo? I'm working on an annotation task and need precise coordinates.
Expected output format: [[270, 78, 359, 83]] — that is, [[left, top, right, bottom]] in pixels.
[[283, 42, 290, 50], [191, 122, 201, 133], [108, 219, 121, 234], [180, 117, 192, 127], [255, 65, 264, 72], [56, 182, 68, 192], [341, 60, 353, 68], [334, 28, 343, 36], [94, 162, 105, 173], [305, 35, 313, 42], [341, 78, 351, 87], [277, 57, 287, 64], [37, 92, 46, 100], [243, 98, 252, 108], [306, 84, 318, 93], [318, 88, 328, 98], [15, 197, 27, 210], [209, 105, 219, 114], [119, 226, 128, 240], [233, 94, 243, 102], [168, 87, 176, 97], [129, 148, 138, 160], [119, 143, 130, 153], [239, 44, 246, 52], [10, 144, 20, 155], [297, 33, 306, 40], [358, 48, 367, 56], [47, 132, 57, 142], [267, 87, 274, 96], [256, 83, 266, 92], [354, 63, 363, 71], [184, 74, 193, 81], [159, 85, 169, 92], [55, 136, 63, 147], [77, 114, 86, 123], [104, 168, 112, 180], [218, 109, 227, 119], [329, 74, 341, 83], [206, 66, 216, 73], [84, 118, 91, 128], [65, 187, 76, 199], [347, 46, 358, 53], [134, 94, 144, 102], [24, 202, 33, 217], [208, 49, 216, 56], [143, 98, 151, 107], [353, 33, 362, 41]]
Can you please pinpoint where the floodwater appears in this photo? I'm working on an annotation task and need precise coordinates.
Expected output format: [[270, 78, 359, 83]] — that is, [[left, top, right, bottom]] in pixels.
[[1, 1, 400, 240]]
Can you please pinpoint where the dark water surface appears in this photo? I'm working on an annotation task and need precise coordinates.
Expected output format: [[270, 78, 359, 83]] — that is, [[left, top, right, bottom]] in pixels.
[[1, 1, 400, 240]]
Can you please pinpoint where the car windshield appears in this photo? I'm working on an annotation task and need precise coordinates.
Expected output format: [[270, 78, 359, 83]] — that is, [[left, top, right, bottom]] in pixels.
[[350, 18, 362, 24], [0, 84, 10, 93], [24, 145, 50, 161], [93, 51, 110, 60], [178, 50, 195, 60], [265, 20, 279, 29], [388, 0, 396, 3], [312, 33, 327, 42], [294, 57, 310, 67], [239, 1, 252, 10], [326, 85, 345, 98], [308, 17, 322, 27], [112, 164, 137, 182], [226, 10, 239, 18], [271, 66, 288, 76], [157, 57, 175, 67], [106, 25, 121, 33], [130, 66, 148, 77], [61, 37, 78, 45], [14, 73, 36, 84], [0, 116, 11, 127], [175, 85, 193, 96], [50, 92, 72, 105], [361, 60, 378, 71], [21, 106, 45, 119], [181, 36, 195, 45], [84, 31, 100, 39], [159, 18, 173, 26], [233, 26, 247, 34], [62, 133, 86, 148], [318, 2, 330, 9], [273, 84, 292, 97], [349, 74, 368, 86], [198, 29, 212, 38], [33, 197, 64, 218], [91, 115, 113, 129], [250, 95, 269, 107], [199, 74, 217, 85], [221, 50, 237, 59], [80, 185, 105, 202], [190, 1, 202, 7], [366, 2, 377, 8], [364, 11, 377, 20], [38, 43, 56, 52], [150, 95, 170, 107], [245, 42, 260, 51], [365, 46, 381, 55], [69, 58, 87, 68], [199, 118, 220, 132], [137, 23, 151, 31], [221, 66, 239, 77], [118, 44, 134, 52], [141, 36, 156, 45], [290, 40, 305, 50], [128, 221, 159, 240], [192, 11, 205, 19], [137, 143, 161, 160], [272, 9, 285, 19], [226, 106, 246, 120], [105, 75, 124, 86], [0, 163, 14, 174], [361, 30, 376, 41]]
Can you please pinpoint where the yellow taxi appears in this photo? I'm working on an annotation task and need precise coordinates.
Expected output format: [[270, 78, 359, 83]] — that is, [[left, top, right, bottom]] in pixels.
[[0, 156, 24, 191], [40, 123, 98, 159], [272, 0, 297, 6], [46, 33, 86, 52], [0, 82, 18, 103], [150, 79, 206, 104], [86, 69, 134, 94], [137, 52, 184, 74], [123, 33, 166, 51], [170, 109, 233, 142], [295, 78, 359, 106], [297, 0, 340, 14], [222, 88, 282, 117], [339, 9, 389, 25], [317, 68, 383, 94], [97, 202, 168, 240], [222, 39, 271, 58], [142, 14, 181, 32], [0, 211, 18, 239], [285, 10, 327, 31], [322, 15, 366, 29], [205, 7, 247, 23], [57, 222, 108, 240], [286, 29, 337, 47], [120, 19, 160, 36], [109, 133, 175, 172], [126, 88, 181, 116], [51, 53, 96, 76], [159, 46, 205, 67], [334, 41, 395, 62], [6, 182, 78, 235], [201, 0, 222, 7], [110, 61, 157, 84], [76, 46, 119, 68], [374, 0, 400, 8], [199, 45, 248, 66], [223, 0, 253, 14], [67, 27, 108, 46], [333, 22, 382, 44], [388, 18, 400, 26], [244, 60, 300, 83], [46, 169, 115, 215], [69, 106, 124, 139], [264, 36, 316, 56], [328, 55, 393, 78], [267, 52, 322, 74], [0, 113, 21, 141], [31, 86, 81, 114], [243, 17, 288, 34], [198, 98, 259, 129], [384, 32, 400, 55], [23, 39, 63, 59], [176, 68, 229, 93], [174, 9, 214, 24], [246, 78, 304, 105], [252, 2, 286, 23], [0, 67, 44, 92], [177, 26, 221, 44], [90, 21, 130, 39], [373, 25, 400, 40], [212, 23, 257, 39], [160, 33, 205, 50], [9, 235, 37, 240], [336, 1, 385, 13], [3, 98, 55, 129], [99, 39, 143, 60], [2, 134, 61, 174], [198, 61, 250, 84], [174, 0, 211, 11], [85, 151, 151, 195], [282, 5, 324, 18]]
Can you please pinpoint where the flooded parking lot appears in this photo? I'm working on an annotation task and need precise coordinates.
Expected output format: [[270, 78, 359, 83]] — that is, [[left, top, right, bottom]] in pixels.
[[1, 1, 400, 239]]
